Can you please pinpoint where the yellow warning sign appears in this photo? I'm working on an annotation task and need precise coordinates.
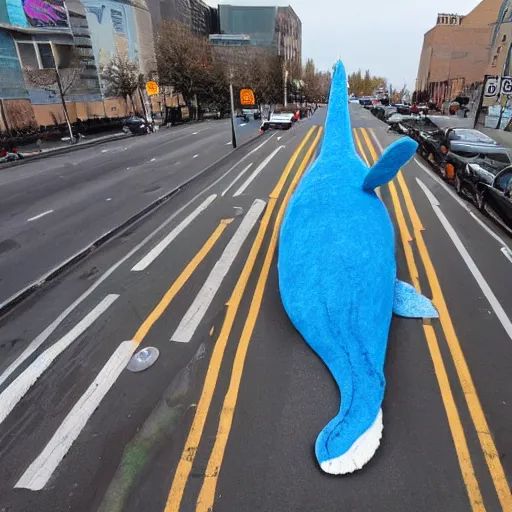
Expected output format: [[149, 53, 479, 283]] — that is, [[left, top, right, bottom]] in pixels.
[[146, 81, 159, 96], [240, 88, 255, 106]]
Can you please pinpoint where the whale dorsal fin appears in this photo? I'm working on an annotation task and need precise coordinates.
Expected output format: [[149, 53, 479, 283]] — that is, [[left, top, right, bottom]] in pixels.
[[393, 280, 438, 318], [362, 137, 418, 191]]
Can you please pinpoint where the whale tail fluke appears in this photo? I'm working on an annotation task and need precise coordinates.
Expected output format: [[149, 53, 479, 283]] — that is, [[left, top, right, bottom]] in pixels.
[[363, 137, 418, 191], [312, 323, 386, 476], [318, 409, 383, 475]]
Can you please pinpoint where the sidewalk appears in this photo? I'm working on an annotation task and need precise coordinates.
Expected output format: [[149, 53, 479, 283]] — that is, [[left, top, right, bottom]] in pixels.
[[20, 131, 129, 157]]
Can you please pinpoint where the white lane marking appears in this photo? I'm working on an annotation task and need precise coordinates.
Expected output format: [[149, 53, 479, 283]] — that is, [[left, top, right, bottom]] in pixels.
[[106, 198, 112, 201], [221, 163, 253, 196], [501, 246, 512, 263], [277, 136, 282, 141], [226, 142, 232, 145], [150, 157, 156, 162], [192, 132, 198, 135], [370, 129, 512, 253], [193, 154, 199, 159], [126, 167, 130, 170], [233, 146, 284, 197], [249, 132, 275, 153], [174, 161, 181, 165], [27, 210, 54, 222], [171, 199, 266, 343], [131, 195, 216, 272], [417, 178, 512, 341], [0, 294, 118, 426], [240, 123, 247, 127], [101, 149, 108, 153], [0, 143, 271, 390], [15, 339, 137, 491], [414, 156, 512, 251]]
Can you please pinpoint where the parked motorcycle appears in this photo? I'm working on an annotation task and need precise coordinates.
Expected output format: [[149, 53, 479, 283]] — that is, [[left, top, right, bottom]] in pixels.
[[122, 115, 153, 135]]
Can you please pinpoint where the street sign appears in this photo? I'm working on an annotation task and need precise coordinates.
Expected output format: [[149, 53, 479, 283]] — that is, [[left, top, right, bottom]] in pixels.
[[240, 88, 255, 106], [500, 76, 512, 96], [483, 76, 500, 106], [146, 81, 159, 96]]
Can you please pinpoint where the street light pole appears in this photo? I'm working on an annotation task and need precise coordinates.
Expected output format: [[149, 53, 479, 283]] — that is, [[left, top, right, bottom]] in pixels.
[[229, 81, 237, 149]]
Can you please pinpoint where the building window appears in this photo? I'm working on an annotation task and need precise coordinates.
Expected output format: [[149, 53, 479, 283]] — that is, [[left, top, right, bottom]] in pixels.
[[498, 45, 502, 54], [492, 55, 498, 67], [16, 40, 74, 70], [17, 42, 39, 70], [503, 34, 507, 42], [38, 43, 55, 68]]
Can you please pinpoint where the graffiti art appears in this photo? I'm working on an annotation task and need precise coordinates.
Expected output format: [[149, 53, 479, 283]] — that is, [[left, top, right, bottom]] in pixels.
[[22, 0, 68, 27], [278, 60, 438, 475]]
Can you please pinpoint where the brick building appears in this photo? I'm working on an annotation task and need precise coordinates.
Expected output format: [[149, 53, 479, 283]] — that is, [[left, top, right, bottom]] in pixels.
[[415, 0, 502, 107]]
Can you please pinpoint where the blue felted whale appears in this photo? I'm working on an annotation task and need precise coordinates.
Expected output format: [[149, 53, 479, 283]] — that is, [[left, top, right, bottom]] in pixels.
[[278, 60, 438, 475]]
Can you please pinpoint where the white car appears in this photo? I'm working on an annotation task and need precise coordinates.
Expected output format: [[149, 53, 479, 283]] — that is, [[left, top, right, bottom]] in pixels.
[[261, 112, 295, 131]]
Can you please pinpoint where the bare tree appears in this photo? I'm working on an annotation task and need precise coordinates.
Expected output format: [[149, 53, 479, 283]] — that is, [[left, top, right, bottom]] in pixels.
[[100, 54, 142, 113], [24, 45, 84, 142], [156, 20, 214, 110]]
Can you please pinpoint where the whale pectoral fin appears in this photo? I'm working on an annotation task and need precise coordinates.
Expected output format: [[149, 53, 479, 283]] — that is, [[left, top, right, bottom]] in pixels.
[[363, 137, 418, 191], [393, 280, 438, 318]]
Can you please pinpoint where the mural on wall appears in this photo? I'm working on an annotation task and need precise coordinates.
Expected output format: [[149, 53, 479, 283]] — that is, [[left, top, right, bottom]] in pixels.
[[491, 0, 512, 49], [22, 0, 68, 27], [83, 0, 139, 73], [278, 60, 438, 476], [4, 0, 68, 27]]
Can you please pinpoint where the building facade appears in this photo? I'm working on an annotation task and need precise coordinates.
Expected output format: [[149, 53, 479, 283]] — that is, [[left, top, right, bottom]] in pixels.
[[0, 0, 155, 131], [148, 0, 217, 36], [487, 0, 512, 74], [214, 4, 301, 74], [415, 0, 502, 107]]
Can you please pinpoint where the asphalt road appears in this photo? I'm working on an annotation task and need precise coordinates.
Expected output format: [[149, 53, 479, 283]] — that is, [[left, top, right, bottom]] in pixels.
[[0, 116, 260, 306], [0, 106, 511, 512]]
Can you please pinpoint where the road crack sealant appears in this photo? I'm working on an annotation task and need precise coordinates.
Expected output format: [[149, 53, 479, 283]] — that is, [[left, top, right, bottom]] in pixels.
[[97, 343, 207, 512]]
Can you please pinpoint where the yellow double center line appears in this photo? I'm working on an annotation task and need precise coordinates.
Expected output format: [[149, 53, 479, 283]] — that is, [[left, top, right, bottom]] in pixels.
[[357, 127, 512, 512], [165, 125, 323, 512]]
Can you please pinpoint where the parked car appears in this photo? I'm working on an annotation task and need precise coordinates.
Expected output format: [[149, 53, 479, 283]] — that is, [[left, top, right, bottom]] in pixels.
[[242, 108, 261, 120], [478, 166, 512, 231], [418, 128, 507, 181], [359, 98, 373, 107], [454, 148, 511, 202], [371, 105, 397, 122], [394, 104, 411, 115], [404, 117, 445, 162], [386, 113, 416, 134], [260, 112, 294, 131]]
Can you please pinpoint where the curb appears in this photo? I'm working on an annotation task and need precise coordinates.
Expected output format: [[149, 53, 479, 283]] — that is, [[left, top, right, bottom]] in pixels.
[[0, 131, 264, 318], [1, 118, 232, 171], [1, 133, 130, 170]]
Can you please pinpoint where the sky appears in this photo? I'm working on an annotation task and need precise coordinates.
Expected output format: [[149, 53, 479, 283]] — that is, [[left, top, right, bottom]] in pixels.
[[207, 0, 485, 91]]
